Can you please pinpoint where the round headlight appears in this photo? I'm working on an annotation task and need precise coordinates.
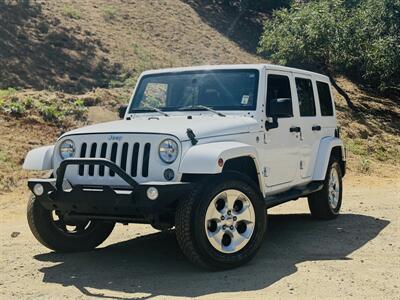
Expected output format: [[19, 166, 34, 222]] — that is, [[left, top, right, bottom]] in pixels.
[[159, 139, 179, 164], [59, 139, 75, 160]]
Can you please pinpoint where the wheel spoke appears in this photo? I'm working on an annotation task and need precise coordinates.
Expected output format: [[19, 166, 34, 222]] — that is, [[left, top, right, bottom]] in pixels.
[[225, 190, 239, 211], [234, 202, 253, 223], [208, 203, 223, 220], [207, 227, 225, 250]]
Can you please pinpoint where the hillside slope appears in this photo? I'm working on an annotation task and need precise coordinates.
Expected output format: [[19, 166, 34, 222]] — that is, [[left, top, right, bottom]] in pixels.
[[0, 0, 399, 192]]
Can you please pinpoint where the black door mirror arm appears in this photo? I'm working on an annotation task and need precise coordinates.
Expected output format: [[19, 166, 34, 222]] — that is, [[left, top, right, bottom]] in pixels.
[[118, 105, 128, 119], [265, 116, 279, 131]]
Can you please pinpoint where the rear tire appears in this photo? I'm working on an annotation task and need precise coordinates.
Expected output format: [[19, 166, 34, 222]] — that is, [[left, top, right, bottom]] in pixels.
[[175, 171, 266, 270], [27, 195, 115, 252], [308, 159, 343, 219]]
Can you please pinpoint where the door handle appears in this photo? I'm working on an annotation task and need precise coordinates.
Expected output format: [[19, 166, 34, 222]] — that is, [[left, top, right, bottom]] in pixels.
[[312, 125, 322, 131], [290, 126, 301, 133]]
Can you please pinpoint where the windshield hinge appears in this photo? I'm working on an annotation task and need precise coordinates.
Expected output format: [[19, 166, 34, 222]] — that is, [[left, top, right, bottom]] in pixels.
[[186, 128, 198, 145]]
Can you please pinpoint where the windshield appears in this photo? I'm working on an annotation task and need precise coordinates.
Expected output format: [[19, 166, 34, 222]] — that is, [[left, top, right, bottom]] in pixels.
[[129, 69, 259, 113]]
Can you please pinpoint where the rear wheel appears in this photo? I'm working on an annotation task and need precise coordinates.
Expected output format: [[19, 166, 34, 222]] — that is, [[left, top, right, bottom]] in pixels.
[[308, 159, 343, 219], [27, 195, 115, 252], [175, 172, 266, 269]]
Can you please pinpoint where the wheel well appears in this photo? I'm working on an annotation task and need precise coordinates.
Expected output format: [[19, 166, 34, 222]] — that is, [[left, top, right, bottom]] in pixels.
[[331, 146, 346, 176], [222, 156, 260, 188]]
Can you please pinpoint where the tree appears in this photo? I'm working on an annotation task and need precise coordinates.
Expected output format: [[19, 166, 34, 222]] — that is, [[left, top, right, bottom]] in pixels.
[[258, 0, 400, 95]]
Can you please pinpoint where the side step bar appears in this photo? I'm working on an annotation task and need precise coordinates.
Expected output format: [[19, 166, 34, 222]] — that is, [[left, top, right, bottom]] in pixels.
[[265, 181, 324, 209]]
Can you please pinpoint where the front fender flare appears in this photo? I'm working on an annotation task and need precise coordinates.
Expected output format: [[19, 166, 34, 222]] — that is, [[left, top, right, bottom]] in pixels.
[[22, 145, 54, 170], [312, 137, 346, 181], [179, 142, 261, 175], [179, 142, 264, 195]]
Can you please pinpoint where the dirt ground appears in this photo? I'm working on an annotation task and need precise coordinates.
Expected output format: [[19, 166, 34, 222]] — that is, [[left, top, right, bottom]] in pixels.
[[0, 173, 399, 299]]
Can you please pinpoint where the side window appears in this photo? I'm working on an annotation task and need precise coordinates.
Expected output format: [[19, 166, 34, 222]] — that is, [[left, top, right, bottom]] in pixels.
[[296, 78, 316, 117], [139, 83, 168, 108], [266, 74, 293, 117], [317, 81, 334, 116]]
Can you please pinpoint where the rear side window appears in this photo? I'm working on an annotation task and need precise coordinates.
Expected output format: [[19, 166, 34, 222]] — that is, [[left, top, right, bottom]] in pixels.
[[266, 74, 293, 117], [317, 81, 334, 116], [296, 78, 316, 117]]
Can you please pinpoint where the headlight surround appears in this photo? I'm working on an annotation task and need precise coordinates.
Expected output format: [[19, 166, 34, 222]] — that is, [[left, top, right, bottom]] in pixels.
[[59, 139, 75, 160], [159, 139, 179, 164]]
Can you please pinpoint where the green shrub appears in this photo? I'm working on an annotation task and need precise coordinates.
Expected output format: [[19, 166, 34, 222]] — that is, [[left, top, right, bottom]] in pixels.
[[62, 5, 81, 19], [102, 7, 118, 22], [38, 104, 64, 122], [258, 0, 400, 90], [74, 98, 85, 107], [7, 102, 26, 117], [0, 151, 7, 163], [0, 88, 17, 101], [358, 157, 371, 173]]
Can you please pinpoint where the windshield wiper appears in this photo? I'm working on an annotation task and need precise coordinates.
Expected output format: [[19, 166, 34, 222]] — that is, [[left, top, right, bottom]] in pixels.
[[178, 105, 225, 117], [136, 105, 169, 117]]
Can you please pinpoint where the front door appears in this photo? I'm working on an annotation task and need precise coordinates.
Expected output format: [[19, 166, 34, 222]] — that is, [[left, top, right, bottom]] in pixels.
[[262, 71, 300, 187]]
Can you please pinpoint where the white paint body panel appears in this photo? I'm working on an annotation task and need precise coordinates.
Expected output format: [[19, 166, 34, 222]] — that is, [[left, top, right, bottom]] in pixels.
[[61, 115, 258, 142], [23, 145, 54, 170]]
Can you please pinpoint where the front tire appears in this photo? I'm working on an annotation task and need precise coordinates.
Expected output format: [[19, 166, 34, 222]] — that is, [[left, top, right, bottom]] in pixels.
[[308, 159, 343, 219], [175, 172, 266, 270], [27, 195, 115, 252]]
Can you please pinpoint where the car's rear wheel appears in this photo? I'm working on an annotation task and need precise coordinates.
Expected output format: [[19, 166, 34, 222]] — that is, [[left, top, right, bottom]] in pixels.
[[27, 195, 115, 252], [175, 171, 266, 269], [308, 159, 343, 219]]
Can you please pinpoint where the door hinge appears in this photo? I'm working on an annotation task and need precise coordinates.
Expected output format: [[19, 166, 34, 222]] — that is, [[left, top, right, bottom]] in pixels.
[[300, 160, 304, 170], [263, 133, 269, 144], [263, 167, 270, 177]]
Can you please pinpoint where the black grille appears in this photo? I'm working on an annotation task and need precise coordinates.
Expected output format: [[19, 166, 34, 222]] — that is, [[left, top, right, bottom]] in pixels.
[[78, 141, 151, 178]]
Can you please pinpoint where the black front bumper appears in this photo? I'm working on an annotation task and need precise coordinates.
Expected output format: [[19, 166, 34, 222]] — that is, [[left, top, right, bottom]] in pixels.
[[28, 158, 192, 220]]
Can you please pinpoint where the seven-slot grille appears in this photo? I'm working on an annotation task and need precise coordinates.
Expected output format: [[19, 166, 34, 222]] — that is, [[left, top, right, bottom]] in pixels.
[[77, 141, 151, 178]]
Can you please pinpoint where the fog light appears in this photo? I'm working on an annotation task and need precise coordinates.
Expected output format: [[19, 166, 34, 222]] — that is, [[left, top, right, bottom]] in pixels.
[[164, 168, 175, 181], [147, 187, 159, 200], [33, 183, 44, 196]]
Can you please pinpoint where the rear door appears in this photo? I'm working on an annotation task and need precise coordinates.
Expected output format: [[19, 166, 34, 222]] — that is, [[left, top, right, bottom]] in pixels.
[[293, 74, 321, 179]]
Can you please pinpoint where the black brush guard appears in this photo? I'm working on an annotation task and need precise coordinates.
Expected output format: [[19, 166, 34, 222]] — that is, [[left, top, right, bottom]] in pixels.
[[28, 158, 192, 220]]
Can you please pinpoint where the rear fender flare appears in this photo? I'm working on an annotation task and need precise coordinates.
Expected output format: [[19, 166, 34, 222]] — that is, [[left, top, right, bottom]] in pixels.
[[312, 137, 345, 181]]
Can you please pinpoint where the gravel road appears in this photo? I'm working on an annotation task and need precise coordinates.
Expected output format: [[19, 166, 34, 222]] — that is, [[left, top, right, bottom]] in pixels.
[[1, 174, 399, 299]]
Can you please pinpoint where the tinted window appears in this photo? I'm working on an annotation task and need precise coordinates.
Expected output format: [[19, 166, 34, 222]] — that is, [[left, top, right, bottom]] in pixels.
[[296, 78, 316, 117], [317, 81, 334, 116], [266, 74, 293, 117], [130, 70, 259, 112]]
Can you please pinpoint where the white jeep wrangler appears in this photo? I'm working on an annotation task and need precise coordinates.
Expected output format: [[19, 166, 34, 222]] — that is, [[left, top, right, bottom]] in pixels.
[[24, 64, 345, 269]]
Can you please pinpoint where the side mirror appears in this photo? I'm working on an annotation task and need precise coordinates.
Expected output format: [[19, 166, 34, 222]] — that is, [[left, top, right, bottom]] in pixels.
[[118, 105, 128, 119], [268, 98, 293, 118], [265, 98, 293, 131]]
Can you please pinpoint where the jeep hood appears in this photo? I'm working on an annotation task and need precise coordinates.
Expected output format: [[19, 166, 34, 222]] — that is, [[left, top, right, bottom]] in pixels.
[[61, 115, 260, 141]]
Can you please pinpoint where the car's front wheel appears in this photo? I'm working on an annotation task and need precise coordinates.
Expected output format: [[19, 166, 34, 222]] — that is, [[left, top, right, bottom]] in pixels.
[[175, 172, 266, 270], [27, 195, 115, 252]]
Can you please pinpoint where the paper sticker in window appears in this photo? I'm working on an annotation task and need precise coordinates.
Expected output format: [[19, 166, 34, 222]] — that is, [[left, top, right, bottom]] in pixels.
[[241, 95, 250, 105]]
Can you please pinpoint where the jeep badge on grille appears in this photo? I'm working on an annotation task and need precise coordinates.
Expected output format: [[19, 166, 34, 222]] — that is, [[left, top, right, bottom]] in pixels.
[[108, 135, 123, 141]]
